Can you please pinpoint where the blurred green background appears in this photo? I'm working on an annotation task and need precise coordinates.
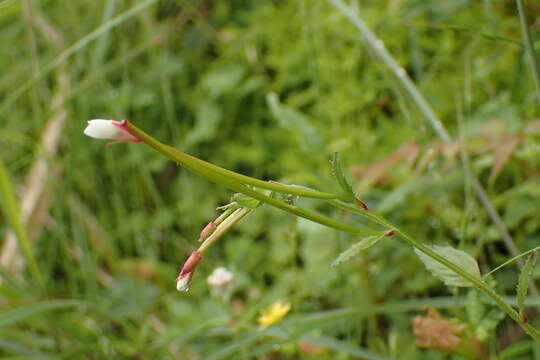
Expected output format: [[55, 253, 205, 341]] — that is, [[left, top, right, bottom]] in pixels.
[[1, 0, 540, 358]]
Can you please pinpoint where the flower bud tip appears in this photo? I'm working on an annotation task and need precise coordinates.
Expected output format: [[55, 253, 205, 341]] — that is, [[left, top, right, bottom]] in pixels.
[[84, 119, 141, 144]]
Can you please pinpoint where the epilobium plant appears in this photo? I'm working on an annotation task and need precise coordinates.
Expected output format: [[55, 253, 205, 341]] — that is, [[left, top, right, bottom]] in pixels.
[[85, 119, 540, 341]]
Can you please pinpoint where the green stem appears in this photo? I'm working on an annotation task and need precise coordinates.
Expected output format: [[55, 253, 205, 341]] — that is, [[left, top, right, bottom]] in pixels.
[[213, 207, 236, 226], [484, 246, 540, 279], [516, 0, 540, 108], [126, 121, 540, 340], [328, 200, 540, 341], [199, 207, 251, 253], [0, 158, 43, 290], [129, 125, 343, 200], [127, 123, 373, 235]]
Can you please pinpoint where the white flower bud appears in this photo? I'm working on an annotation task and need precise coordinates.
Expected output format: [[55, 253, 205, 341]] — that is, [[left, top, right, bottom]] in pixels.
[[176, 272, 193, 292], [84, 119, 140, 143]]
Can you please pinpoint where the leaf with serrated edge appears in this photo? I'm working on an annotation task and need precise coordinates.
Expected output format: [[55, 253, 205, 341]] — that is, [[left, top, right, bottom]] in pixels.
[[331, 152, 355, 201], [415, 245, 481, 287], [331, 233, 386, 267], [517, 251, 537, 313]]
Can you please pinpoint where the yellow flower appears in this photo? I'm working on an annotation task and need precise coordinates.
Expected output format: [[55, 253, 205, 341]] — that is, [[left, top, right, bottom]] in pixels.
[[257, 301, 291, 329]]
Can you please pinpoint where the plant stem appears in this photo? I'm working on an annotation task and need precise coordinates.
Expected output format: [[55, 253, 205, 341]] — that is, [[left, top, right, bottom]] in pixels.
[[127, 123, 373, 235], [129, 126, 344, 200], [199, 208, 251, 253], [516, 0, 540, 108], [127, 121, 540, 340], [328, 199, 540, 341], [484, 246, 540, 278], [327, 0, 536, 292], [0, 158, 43, 290]]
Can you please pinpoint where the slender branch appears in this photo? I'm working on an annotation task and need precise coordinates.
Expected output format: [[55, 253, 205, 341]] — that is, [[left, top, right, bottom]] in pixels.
[[199, 208, 251, 253], [327, 199, 540, 341], [118, 121, 540, 340], [127, 123, 374, 235], [129, 128, 344, 200], [484, 246, 540, 278]]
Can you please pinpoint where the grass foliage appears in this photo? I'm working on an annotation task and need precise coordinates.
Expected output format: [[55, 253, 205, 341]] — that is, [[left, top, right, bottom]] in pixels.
[[1, 0, 540, 358]]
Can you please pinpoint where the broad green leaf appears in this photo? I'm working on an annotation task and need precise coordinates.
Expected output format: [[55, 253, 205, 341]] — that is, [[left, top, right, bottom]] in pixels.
[[414, 245, 481, 287], [331, 152, 355, 201], [331, 233, 387, 267], [517, 251, 537, 313]]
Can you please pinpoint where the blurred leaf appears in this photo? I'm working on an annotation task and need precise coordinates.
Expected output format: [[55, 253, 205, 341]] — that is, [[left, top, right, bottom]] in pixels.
[[201, 65, 245, 98], [100, 278, 159, 319], [414, 245, 481, 287], [475, 308, 505, 341], [266, 92, 322, 152], [183, 101, 222, 148], [489, 134, 521, 183], [352, 141, 420, 193], [0, 300, 84, 328], [466, 289, 484, 325], [503, 196, 536, 229]]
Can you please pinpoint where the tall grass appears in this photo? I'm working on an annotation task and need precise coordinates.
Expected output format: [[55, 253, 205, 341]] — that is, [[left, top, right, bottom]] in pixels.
[[1, 0, 540, 358]]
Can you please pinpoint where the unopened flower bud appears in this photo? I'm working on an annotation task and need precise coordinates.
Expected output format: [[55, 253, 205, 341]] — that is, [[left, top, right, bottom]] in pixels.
[[199, 221, 217, 242], [176, 251, 202, 292], [84, 119, 141, 144]]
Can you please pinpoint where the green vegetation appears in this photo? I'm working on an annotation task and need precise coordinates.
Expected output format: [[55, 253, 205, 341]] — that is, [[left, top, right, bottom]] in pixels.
[[1, 0, 540, 358]]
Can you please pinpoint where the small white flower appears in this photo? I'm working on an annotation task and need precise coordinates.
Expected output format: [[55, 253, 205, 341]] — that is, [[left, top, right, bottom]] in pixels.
[[84, 119, 140, 143], [207, 267, 233, 287]]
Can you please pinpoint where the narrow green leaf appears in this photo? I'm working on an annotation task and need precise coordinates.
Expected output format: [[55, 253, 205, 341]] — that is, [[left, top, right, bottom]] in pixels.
[[331, 152, 355, 201], [331, 233, 387, 267], [414, 245, 481, 287], [0, 300, 84, 328], [517, 251, 537, 314], [466, 289, 484, 325], [0, 158, 42, 288]]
